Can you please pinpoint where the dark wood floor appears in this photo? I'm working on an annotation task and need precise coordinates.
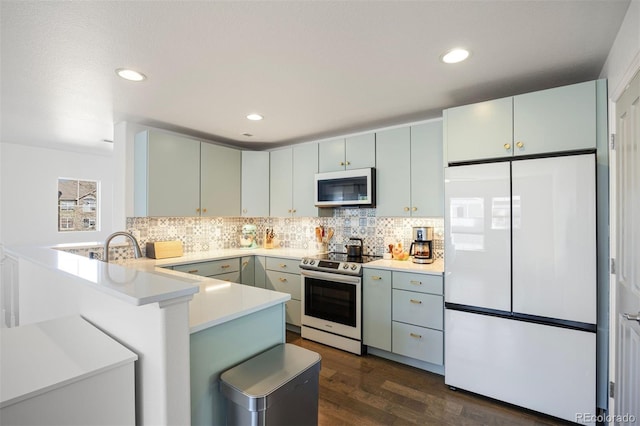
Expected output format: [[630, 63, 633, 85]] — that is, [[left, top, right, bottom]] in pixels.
[[286, 331, 572, 426]]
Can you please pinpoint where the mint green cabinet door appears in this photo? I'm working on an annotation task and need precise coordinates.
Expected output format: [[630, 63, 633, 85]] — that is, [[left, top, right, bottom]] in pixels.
[[201, 143, 240, 217], [292, 143, 318, 217], [135, 130, 201, 217], [318, 138, 345, 172], [254, 256, 267, 288], [241, 151, 270, 217], [375, 127, 411, 217], [445, 97, 513, 163], [345, 133, 375, 170], [363, 269, 391, 351], [410, 121, 444, 217], [513, 80, 596, 156], [269, 148, 293, 217], [240, 256, 255, 286]]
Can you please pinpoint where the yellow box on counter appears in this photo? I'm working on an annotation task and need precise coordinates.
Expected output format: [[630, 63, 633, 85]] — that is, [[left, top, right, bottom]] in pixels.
[[146, 240, 183, 259]]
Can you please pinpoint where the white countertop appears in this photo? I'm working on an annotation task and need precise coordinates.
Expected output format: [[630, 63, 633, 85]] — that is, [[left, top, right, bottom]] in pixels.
[[365, 258, 444, 275], [0, 315, 138, 409]]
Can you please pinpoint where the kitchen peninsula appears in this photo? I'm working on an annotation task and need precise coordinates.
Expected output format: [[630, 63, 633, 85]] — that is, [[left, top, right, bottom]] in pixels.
[[6, 245, 295, 426]]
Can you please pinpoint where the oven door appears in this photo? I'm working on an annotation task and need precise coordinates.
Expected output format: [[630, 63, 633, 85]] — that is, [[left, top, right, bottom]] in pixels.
[[301, 269, 361, 340]]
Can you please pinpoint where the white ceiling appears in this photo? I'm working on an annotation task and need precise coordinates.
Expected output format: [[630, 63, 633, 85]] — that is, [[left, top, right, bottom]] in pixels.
[[0, 0, 631, 152]]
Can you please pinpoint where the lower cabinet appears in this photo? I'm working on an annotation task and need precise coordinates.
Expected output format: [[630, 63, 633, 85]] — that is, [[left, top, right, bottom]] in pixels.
[[240, 256, 255, 286], [363, 269, 444, 369], [172, 258, 241, 283], [264, 257, 302, 326]]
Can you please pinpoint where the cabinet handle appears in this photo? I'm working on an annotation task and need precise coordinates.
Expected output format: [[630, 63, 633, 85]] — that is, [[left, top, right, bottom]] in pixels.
[[279, 277, 288, 282], [410, 280, 422, 286], [188, 269, 199, 274], [404, 207, 410, 212], [412, 207, 417, 212], [221, 264, 230, 269], [279, 264, 287, 268], [410, 333, 423, 339], [371, 276, 382, 280], [516, 141, 524, 148], [242, 261, 249, 267], [503, 143, 511, 150], [410, 299, 422, 304]]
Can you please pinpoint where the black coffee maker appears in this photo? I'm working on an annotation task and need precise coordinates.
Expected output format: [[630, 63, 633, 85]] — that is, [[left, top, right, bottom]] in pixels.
[[409, 226, 434, 264]]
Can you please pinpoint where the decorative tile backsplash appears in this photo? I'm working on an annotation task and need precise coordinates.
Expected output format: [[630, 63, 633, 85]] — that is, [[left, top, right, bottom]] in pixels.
[[59, 210, 444, 261], [126, 209, 444, 259]]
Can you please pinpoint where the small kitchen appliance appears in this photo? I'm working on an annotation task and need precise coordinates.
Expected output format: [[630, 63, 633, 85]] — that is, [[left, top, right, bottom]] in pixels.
[[239, 224, 258, 249], [299, 251, 381, 355], [409, 226, 434, 264]]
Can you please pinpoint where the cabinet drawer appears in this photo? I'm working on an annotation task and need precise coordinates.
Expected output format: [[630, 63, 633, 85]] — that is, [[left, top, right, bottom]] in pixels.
[[392, 272, 443, 295], [286, 299, 302, 326], [265, 257, 301, 274], [392, 289, 443, 330], [173, 258, 240, 276], [265, 270, 301, 300], [213, 271, 241, 283], [392, 322, 443, 365]]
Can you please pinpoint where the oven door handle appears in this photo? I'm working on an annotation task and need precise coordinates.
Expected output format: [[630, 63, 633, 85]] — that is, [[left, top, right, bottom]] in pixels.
[[300, 269, 361, 285]]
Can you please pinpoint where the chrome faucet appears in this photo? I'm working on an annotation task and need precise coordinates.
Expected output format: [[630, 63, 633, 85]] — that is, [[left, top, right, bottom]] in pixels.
[[103, 231, 143, 262]]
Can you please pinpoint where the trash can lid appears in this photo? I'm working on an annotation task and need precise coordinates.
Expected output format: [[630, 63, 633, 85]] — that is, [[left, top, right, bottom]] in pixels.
[[220, 343, 321, 398]]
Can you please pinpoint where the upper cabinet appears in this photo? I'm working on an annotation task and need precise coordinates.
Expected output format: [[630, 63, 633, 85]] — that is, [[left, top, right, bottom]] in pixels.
[[201, 143, 241, 217], [241, 151, 270, 217], [445, 80, 598, 163], [375, 121, 443, 217], [270, 143, 319, 217], [318, 133, 375, 172], [134, 130, 240, 217], [135, 130, 201, 217]]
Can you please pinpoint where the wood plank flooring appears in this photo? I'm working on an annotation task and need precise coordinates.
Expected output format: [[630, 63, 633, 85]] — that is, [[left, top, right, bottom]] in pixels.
[[286, 332, 572, 426]]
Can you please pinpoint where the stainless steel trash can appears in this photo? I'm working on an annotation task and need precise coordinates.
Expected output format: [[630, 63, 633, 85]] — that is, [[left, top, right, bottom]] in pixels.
[[220, 343, 321, 426]]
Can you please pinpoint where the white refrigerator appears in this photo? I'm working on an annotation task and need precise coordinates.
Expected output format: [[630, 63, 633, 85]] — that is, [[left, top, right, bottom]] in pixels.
[[444, 153, 597, 424]]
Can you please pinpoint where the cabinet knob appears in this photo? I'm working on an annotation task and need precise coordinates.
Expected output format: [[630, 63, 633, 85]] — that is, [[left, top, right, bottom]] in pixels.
[[196, 208, 201, 213], [203, 208, 207, 213], [242, 209, 247, 214], [242, 261, 249, 267], [412, 207, 417, 212], [346, 161, 351, 166], [516, 141, 524, 149], [288, 209, 292, 213], [292, 209, 297, 214], [504, 143, 511, 150], [404, 207, 410, 212], [340, 161, 345, 166]]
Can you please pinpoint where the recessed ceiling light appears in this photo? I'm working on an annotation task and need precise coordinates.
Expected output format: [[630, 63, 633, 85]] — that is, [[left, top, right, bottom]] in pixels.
[[115, 68, 147, 81], [246, 113, 264, 121], [441, 48, 470, 64]]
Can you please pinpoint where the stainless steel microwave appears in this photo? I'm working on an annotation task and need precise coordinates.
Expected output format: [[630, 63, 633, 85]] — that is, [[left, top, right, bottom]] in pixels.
[[314, 168, 376, 207]]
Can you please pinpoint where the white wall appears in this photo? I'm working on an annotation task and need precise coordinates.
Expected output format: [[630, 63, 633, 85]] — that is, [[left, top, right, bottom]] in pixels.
[[0, 143, 125, 246], [600, 0, 640, 98]]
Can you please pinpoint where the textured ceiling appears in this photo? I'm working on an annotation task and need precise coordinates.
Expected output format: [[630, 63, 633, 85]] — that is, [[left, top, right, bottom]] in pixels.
[[0, 0, 631, 152]]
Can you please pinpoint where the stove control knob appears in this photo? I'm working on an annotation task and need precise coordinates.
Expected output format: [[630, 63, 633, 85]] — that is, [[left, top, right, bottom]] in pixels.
[[351, 264, 358, 270], [309, 260, 316, 265], [343, 263, 350, 270], [302, 259, 308, 265]]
